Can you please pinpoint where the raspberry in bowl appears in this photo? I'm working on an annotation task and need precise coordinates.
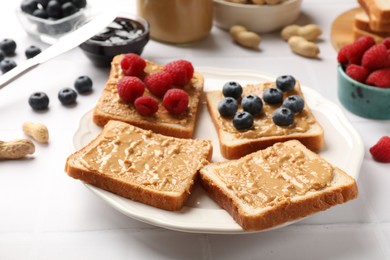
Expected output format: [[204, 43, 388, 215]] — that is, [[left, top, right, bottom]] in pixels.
[[337, 36, 390, 119], [78, 13, 149, 67]]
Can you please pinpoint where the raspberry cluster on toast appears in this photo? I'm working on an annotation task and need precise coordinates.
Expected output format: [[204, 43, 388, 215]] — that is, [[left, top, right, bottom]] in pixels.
[[93, 54, 204, 138]]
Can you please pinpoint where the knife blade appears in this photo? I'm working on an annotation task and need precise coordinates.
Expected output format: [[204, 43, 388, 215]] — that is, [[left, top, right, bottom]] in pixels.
[[0, 9, 118, 89]]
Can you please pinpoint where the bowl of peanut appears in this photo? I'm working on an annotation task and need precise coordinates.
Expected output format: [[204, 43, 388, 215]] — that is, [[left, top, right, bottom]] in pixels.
[[213, 0, 302, 33]]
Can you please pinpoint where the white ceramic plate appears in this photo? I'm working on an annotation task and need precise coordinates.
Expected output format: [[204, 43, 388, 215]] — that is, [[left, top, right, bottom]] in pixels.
[[73, 68, 364, 234]]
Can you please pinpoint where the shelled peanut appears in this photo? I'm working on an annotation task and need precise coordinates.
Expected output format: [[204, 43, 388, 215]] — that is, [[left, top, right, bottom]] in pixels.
[[230, 25, 261, 49], [281, 24, 322, 58], [22, 121, 49, 143], [0, 138, 35, 159]]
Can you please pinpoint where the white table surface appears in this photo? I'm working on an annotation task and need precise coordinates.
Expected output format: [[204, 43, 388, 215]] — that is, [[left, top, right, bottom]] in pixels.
[[1, 0, 390, 259]]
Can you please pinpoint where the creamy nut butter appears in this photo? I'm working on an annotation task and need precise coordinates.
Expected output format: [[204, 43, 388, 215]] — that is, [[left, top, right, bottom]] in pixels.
[[80, 123, 211, 192], [213, 142, 334, 208], [96, 58, 202, 126], [136, 0, 213, 44], [218, 82, 316, 138]]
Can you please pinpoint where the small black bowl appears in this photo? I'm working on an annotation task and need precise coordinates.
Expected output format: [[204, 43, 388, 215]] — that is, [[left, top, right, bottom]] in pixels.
[[78, 13, 149, 67]]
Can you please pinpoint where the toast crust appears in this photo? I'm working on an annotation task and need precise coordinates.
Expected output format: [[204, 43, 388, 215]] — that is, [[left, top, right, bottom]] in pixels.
[[199, 140, 358, 231], [92, 54, 204, 138], [206, 81, 324, 159], [65, 120, 213, 211]]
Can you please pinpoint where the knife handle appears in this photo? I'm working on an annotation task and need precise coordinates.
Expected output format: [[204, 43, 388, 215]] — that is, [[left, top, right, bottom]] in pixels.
[[0, 59, 39, 90]]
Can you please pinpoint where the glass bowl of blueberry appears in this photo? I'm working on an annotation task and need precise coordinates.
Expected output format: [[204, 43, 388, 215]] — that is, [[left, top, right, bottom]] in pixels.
[[77, 12, 149, 67], [16, 0, 89, 44]]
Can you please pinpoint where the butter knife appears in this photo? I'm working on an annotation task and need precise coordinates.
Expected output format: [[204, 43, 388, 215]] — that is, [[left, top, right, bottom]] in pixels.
[[0, 9, 118, 89]]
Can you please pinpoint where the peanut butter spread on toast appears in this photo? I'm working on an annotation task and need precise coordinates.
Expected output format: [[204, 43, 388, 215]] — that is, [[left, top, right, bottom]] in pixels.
[[95, 57, 203, 126], [79, 123, 211, 192], [217, 82, 317, 138], [213, 142, 334, 208]]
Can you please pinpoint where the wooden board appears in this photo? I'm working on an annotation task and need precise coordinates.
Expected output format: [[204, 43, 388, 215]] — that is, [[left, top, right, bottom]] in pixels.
[[330, 7, 361, 51]]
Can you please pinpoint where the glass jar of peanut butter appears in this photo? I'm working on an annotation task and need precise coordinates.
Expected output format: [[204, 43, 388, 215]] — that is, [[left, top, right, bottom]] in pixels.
[[136, 0, 213, 44]]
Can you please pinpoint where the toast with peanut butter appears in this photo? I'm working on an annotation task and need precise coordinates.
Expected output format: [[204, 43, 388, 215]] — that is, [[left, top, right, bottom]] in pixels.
[[93, 54, 204, 138], [199, 140, 358, 231], [65, 120, 212, 211], [206, 80, 324, 159]]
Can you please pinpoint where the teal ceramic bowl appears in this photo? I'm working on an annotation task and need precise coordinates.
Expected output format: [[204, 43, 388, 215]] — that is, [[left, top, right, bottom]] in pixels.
[[337, 65, 390, 119]]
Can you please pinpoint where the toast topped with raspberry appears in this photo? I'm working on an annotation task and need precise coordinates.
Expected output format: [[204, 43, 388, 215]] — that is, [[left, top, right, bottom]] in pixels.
[[65, 120, 213, 211], [205, 76, 324, 159], [93, 54, 204, 138]]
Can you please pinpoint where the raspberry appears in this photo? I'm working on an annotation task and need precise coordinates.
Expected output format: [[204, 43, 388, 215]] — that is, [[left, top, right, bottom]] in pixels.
[[120, 53, 146, 77], [366, 67, 390, 88], [164, 60, 194, 86], [162, 88, 189, 115], [361, 44, 390, 70], [144, 71, 173, 97], [337, 36, 375, 65], [369, 136, 390, 163], [345, 64, 370, 83], [134, 96, 159, 116], [383, 37, 390, 49], [117, 76, 145, 103]]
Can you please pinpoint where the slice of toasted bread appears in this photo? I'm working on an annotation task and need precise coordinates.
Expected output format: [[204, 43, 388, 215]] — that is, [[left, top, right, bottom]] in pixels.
[[353, 24, 390, 43], [199, 140, 358, 231], [93, 54, 204, 138], [358, 0, 390, 24], [65, 120, 212, 211], [355, 9, 390, 33], [206, 80, 324, 159]]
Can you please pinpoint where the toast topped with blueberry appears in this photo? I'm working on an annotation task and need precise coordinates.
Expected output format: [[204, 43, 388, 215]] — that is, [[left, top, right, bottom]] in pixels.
[[93, 54, 204, 138], [205, 75, 324, 159]]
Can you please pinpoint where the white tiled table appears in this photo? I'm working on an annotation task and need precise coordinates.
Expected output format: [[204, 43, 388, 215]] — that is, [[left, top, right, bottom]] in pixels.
[[1, 0, 389, 259]]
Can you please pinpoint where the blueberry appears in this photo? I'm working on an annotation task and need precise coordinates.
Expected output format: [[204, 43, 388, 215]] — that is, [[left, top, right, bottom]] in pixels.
[[282, 95, 304, 113], [0, 39, 17, 56], [58, 88, 77, 105], [61, 2, 78, 17], [241, 94, 263, 116], [25, 45, 42, 59], [29, 92, 50, 111], [36, 0, 50, 8], [272, 107, 294, 126], [222, 81, 242, 100], [218, 97, 238, 118], [47, 0, 62, 19], [262, 87, 283, 104], [32, 8, 48, 19], [276, 75, 296, 92], [21, 0, 39, 15], [74, 75, 93, 93], [233, 111, 253, 130], [72, 0, 87, 9], [0, 59, 17, 73], [0, 50, 4, 62]]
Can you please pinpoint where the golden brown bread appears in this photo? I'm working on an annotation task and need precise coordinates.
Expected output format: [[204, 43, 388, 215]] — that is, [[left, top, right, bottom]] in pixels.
[[358, 0, 390, 22], [353, 24, 390, 43], [65, 120, 212, 211], [354, 9, 390, 33], [199, 140, 358, 231], [93, 54, 204, 138], [205, 80, 324, 159]]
